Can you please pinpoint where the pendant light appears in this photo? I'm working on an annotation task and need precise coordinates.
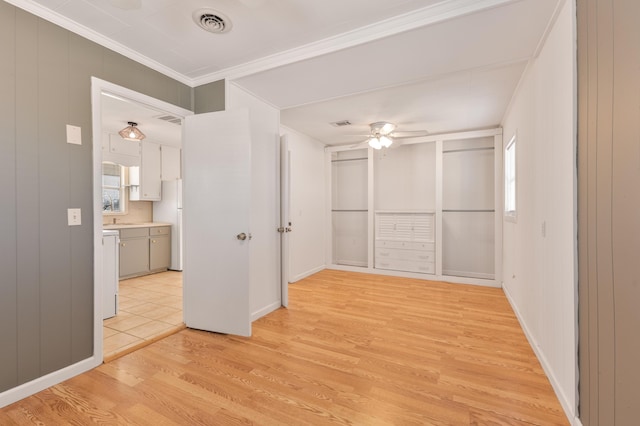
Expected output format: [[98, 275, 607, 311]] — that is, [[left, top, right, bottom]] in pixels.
[[118, 121, 146, 141]]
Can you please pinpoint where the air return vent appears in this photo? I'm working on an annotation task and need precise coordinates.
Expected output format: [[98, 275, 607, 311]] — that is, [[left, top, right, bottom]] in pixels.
[[155, 114, 182, 125], [193, 9, 232, 34], [330, 120, 352, 127]]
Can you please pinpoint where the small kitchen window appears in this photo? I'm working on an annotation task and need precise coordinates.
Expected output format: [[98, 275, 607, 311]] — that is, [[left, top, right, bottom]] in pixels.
[[504, 134, 517, 222], [102, 162, 126, 214]]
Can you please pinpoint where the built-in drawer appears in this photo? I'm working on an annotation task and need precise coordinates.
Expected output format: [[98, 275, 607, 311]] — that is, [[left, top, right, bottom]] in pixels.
[[375, 258, 435, 274], [150, 226, 170, 236], [375, 248, 435, 262], [411, 241, 434, 251], [376, 240, 434, 251], [119, 227, 149, 239]]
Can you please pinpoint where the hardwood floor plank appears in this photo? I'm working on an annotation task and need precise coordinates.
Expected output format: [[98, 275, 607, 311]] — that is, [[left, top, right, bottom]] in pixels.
[[1, 270, 569, 425]]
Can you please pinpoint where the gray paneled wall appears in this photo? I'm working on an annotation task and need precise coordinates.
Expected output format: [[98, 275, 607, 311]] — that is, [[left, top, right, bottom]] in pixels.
[[0, 2, 195, 393], [194, 80, 226, 114], [577, 0, 640, 424]]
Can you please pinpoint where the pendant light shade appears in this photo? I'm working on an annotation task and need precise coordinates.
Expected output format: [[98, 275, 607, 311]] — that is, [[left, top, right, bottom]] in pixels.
[[118, 121, 146, 141]]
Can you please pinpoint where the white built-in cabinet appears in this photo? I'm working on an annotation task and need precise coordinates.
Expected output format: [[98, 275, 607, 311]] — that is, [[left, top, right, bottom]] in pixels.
[[130, 142, 182, 201], [327, 128, 502, 286], [102, 133, 141, 167], [375, 212, 435, 274], [130, 141, 162, 201]]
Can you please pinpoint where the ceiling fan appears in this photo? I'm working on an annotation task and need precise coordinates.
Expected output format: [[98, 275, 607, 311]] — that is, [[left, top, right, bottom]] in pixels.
[[349, 121, 429, 149]]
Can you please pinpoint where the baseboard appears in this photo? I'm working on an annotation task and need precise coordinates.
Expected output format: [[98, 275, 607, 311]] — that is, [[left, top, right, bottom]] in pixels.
[[251, 300, 281, 322], [0, 356, 100, 408], [441, 268, 495, 280], [502, 284, 577, 425], [326, 264, 500, 288], [290, 265, 326, 283]]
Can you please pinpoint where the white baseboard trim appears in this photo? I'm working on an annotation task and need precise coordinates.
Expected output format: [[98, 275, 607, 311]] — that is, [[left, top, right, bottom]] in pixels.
[[290, 265, 326, 283], [502, 285, 577, 425], [251, 300, 281, 322], [326, 264, 500, 288], [0, 356, 101, 408]]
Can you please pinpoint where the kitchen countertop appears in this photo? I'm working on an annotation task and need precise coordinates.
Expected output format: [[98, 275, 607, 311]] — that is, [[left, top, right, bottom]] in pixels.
[[103, 222, 172, 230]]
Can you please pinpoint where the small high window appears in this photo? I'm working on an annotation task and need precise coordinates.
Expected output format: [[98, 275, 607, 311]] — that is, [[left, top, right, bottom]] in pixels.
[[504, 135, 517, 221]]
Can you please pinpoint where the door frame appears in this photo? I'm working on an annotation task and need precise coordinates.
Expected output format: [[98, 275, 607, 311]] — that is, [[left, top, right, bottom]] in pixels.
[[90, 77, 193, 362]]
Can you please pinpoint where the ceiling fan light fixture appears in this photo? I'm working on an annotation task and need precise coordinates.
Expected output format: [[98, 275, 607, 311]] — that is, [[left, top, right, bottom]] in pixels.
[[368, 137, 382, 150], [118, 121, 145, 141], [379, 135, 393, 148], [370, 121, 396, 136]]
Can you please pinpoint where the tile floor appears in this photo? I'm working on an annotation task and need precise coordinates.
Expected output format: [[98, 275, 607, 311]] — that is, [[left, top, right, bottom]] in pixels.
[[103, 270, 184, 361]]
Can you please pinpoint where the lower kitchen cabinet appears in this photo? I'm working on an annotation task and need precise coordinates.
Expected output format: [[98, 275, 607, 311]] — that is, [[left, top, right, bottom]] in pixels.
[[149, 227, 171, 271], [119, 226, 171, 279]]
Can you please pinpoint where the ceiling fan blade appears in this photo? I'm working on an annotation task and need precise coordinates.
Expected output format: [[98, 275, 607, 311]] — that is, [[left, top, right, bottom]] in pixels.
[[348, 139, 369, 149], [109, 0, 141, 10], [389, 139, 407, 149]]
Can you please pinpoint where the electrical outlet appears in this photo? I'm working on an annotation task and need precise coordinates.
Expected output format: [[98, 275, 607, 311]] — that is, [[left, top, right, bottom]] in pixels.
[[68, 208, 81, 226]]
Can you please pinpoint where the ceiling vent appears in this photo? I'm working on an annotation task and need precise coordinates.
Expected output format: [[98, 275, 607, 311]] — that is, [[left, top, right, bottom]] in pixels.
[[193, 9, 232, 34], [330, 120, 352, 127], [155, 114, 182, 125]]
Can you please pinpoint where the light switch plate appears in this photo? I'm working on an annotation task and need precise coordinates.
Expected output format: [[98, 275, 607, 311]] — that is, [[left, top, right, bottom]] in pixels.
[[66, 125, 82, 145], [68, 208, 81, 226]]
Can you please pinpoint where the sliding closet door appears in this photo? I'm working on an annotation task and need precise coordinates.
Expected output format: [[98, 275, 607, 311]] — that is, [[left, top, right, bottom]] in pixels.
[[331, 149, 368, 267], [442, 137, 495, 279]]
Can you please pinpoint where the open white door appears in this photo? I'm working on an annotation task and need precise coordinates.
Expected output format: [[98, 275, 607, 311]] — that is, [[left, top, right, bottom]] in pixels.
[[280, 135, 291, 307], [183, 109, 252, 336]]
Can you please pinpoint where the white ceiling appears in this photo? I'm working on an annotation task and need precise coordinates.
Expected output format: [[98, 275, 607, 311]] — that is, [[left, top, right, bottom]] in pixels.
[[101, 93, 183, 146], [11, 0, 562, 146]]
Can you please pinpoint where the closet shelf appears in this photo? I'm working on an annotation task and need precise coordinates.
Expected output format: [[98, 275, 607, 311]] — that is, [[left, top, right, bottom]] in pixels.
[[443, 209, 495, 213], [331, 157, 367, 163]]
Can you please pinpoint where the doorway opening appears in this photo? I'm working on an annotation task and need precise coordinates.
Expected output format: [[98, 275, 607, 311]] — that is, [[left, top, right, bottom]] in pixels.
[[91, 77, 193, 363], [103, 271, 184, 361]]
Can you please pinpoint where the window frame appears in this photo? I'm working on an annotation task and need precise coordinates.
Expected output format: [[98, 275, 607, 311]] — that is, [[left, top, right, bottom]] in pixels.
[[504, 134, 517, 222], [102, 163, 127, 216]]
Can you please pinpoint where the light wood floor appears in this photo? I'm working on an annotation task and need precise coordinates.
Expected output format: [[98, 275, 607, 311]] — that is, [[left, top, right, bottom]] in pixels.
[[1, 270, 568, 425], [103, 271, 184, 362]]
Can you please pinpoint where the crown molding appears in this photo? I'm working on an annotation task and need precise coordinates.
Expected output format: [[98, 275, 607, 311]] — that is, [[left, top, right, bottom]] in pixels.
[[4, 0, 194, 86], [193, 0, 518, 86], [6, 0, 518, 88]]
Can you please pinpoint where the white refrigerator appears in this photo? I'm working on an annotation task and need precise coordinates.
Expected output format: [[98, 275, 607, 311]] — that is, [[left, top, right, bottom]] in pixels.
[[153, 179, 183, 271]]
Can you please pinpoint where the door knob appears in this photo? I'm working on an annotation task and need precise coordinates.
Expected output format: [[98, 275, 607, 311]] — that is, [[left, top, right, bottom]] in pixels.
[[237, 232, 247, 241]]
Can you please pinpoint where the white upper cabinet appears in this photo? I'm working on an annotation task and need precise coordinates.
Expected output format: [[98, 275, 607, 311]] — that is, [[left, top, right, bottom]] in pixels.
[[102, 133, 141, 167], [130, 141, 162, 201]]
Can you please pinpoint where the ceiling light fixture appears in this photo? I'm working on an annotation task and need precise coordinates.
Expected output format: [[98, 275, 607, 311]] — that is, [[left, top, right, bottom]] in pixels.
[[367, 122, 396, 149], [368, 135, 393, 150], [118, 121, 145, 141]]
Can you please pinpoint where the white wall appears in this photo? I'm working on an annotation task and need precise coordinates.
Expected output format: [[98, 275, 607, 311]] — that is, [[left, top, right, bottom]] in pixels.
[[374, 142, 436, 211], [501, 0, 577, 422], [227, 83, 282, 320], [281, 126, 326, 281]]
